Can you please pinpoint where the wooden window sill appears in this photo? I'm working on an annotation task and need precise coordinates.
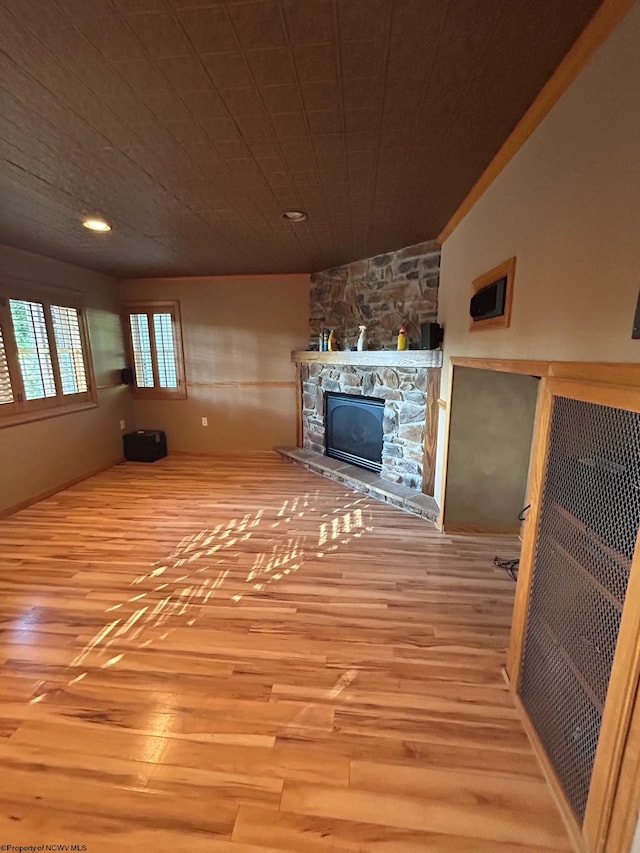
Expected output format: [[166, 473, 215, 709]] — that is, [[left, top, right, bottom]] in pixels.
[[0, 400, 99, 431]]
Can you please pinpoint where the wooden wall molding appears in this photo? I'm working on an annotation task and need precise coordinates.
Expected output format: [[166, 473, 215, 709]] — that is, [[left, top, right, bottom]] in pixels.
[[449, 358, 640, 387], [450, 357, 551, 376], [121, 273, 310, 284], [506, 379, 554, 681], [295, 364, 303, 449], [0, 400, 98, 432], [186, 380, 295, 389], [437, 0, 635, 244], [96, 381, 127, 391], [423, 368, 441, 497], [436, 363, 455, 532]]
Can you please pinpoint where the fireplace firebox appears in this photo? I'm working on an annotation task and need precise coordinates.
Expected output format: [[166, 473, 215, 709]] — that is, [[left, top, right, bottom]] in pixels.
[[325, 391, 384, 473]]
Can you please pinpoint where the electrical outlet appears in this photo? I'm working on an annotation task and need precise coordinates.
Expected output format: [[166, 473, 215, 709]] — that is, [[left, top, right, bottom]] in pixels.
[[201, 416, 208, 427], [119, 419, 125, 430]]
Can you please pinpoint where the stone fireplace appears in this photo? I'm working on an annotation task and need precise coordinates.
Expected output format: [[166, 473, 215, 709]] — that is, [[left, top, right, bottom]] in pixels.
[[301, 361, 437, 491], [279, 240, 442, 521], [280, 351, 442, 521]]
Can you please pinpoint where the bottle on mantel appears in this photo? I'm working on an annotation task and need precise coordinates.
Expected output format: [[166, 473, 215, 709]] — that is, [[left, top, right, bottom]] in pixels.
[[397, 322, 407, 351], [328, 329, 337, 351], [357, 325, 367, 351]]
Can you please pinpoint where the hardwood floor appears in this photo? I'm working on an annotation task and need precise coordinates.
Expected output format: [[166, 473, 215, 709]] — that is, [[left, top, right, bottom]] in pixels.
[[0, 453, 571, 852]]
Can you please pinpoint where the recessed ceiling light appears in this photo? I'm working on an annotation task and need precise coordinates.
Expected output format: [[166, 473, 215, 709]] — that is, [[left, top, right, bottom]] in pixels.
[[83, 217, 112, 232], [282, 210, 307, 222]]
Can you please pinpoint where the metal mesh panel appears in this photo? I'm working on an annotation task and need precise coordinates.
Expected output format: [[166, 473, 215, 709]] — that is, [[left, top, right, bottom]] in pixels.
[[520, 396, 640, 823]]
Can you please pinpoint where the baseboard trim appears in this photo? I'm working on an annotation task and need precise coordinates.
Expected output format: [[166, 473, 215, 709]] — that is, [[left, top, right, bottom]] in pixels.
[[170, 450, 280, 457], [443, 523, 521, 535], [0, 458, 123, 518]]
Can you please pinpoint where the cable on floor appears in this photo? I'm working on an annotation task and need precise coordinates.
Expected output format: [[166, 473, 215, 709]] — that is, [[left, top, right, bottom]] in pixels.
[[494, 556, 519, 582]]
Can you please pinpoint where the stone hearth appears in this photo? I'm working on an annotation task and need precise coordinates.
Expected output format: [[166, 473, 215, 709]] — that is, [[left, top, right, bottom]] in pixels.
[[276, 446, 438, 522]]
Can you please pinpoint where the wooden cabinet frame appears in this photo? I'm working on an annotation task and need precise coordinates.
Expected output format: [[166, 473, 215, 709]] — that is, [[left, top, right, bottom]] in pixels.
[[506, 369, 640, 853], [436, 358, 640, 851]]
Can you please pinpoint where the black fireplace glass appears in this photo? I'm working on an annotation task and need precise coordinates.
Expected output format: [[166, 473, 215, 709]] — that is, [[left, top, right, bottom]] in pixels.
[[325, 391, 384, 472]]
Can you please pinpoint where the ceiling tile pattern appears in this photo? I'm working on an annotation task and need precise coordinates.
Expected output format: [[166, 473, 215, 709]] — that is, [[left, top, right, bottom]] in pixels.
[[0, 0, 602, 277]]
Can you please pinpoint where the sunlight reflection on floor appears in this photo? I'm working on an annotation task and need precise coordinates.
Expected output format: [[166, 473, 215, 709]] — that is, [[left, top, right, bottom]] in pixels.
[[28, 490, 374, 705]]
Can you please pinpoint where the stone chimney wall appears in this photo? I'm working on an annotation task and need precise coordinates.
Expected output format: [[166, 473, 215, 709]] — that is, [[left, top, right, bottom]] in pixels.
[[309, 240, 440, 351]]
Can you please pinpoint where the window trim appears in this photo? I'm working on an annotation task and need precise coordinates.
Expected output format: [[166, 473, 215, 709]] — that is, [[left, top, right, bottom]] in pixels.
[[121, 300, 187, 400], [0, 282, 97, 429]]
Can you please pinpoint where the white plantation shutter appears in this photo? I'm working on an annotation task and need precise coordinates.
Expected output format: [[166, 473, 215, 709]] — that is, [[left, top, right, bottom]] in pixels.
[[0, 289, 94, 425], [124, 302, 185, 399], [153, 312, 178, 388], [51, 305, 88, 395], [9, 299, 56, 400], [129, 313, 155, 387], [0, 325, 14, 405]]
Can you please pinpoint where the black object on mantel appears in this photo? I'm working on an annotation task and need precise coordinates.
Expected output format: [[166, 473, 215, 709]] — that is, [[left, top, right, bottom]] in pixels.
[[123, 430, 167, 462], [420, 321, 444, 350]]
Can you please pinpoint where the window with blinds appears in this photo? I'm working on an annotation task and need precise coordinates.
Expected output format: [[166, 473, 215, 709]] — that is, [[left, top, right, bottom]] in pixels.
[[123, 302, 185, 399], [0, 325, 14, 406], [153, 313, 178, 388], [51, 305, 88, 395], [10, 299, 56, 400], [129, 313, 154, 388], [0, 290, 94, 425]]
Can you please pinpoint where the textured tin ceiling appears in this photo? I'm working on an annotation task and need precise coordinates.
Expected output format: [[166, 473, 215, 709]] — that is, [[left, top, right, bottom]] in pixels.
[[0, 0, 603, 277]]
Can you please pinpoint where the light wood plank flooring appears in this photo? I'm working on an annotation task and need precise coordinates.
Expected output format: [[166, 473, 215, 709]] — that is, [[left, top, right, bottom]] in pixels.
[[0, 453, 570, 852]]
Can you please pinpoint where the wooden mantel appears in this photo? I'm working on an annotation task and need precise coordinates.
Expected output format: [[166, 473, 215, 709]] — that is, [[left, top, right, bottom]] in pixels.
[[291, 350, 443, 368]]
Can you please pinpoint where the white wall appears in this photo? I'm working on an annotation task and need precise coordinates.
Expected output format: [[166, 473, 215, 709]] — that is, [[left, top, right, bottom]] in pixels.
[[435, 2, 640, 507]]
